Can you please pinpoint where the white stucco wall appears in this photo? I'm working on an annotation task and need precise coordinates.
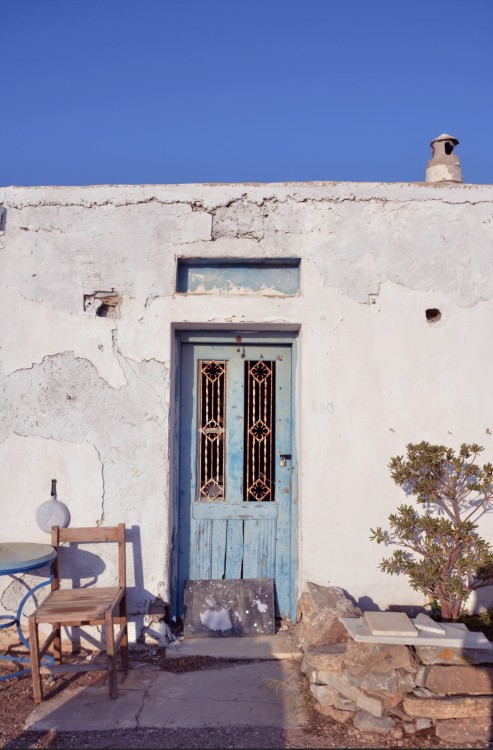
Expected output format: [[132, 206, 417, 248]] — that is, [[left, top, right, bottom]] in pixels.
[[2, 180, 493, 633]]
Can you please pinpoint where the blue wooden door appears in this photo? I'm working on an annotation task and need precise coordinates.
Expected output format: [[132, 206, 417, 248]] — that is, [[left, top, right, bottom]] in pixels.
[[176, 333, 296, 621]]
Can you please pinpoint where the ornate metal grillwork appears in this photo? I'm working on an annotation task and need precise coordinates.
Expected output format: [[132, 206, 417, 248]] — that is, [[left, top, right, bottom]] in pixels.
[[198, 360, 226, 500], [244, 360, 275, 501]]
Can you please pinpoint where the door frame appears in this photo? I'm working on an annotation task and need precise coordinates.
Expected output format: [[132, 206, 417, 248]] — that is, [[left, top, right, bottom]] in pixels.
[[170, 328, 299, 621]]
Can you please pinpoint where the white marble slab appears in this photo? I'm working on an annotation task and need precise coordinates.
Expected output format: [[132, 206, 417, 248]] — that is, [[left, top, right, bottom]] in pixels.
[[364, 611, 417, 637], [341, 617, 493, 649], [414, 613, 446, 634]]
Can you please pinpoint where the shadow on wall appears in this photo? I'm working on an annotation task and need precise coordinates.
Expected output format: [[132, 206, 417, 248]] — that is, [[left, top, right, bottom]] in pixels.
[[52, 524, 165, 650], [0, 206, 6, 235]]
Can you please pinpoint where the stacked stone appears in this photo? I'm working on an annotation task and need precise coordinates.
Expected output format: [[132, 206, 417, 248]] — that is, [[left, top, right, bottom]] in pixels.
[[298, 583, 493, 742], [405, 646, 493, 744], [302, 639, 431, 736]]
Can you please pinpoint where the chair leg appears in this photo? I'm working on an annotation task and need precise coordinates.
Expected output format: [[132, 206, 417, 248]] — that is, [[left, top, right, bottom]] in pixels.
[[28, 616, 43, 704], [54, 623, 62, 664], [105, 611, 117, 699], [120, 597, 128, 672]]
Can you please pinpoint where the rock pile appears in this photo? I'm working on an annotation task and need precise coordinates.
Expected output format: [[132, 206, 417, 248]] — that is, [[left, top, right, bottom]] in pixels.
[[299, 583, 493, 744]]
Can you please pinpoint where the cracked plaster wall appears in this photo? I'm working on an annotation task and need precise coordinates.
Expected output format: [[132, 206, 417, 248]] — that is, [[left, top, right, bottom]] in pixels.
[[1, 180, 493, 622]]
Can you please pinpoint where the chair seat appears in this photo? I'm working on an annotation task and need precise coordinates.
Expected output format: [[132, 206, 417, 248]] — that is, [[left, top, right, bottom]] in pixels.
[[32, 586, 124, 624]]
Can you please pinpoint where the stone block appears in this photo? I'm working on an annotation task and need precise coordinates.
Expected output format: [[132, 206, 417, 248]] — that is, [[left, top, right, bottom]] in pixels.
[[355, 693, 384, 718], [314, 666, 385, 718], [382, 692, 405, 710], [425, 664, 493, 695], [415, 718, 433, 731], [414, 613, 446, 634], [298, 583, 361, 648], [353, 710, 396, 735], [314, 703, 354, 723], [301, 643, 347, 674], [404, 694, 493, 719], [357, 669, 415, 696], [183, 578, 274, 637], [415, 645, 493, 665], [313, 671, 361, 703], [309, 684, 339, 707], [435, 718, 492, 743], [414, 666, 427, 687], [333, 694, 357, 711], [364, 611, 417, 637], [344, 640, 415, 675]]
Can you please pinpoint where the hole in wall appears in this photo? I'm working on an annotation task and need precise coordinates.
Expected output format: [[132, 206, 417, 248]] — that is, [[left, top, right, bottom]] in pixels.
[[444, 141, 454, 155], [425, 308, 441, 323]]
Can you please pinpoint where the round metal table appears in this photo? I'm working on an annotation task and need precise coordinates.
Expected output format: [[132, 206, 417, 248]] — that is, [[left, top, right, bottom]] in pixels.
[[0, 543, 57, 681]]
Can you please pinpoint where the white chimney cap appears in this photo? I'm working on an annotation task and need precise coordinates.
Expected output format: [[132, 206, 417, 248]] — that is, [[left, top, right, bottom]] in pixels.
[[430, 134, 459, 146]]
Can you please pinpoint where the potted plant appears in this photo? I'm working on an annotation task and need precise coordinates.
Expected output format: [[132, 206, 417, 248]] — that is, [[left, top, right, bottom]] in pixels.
[[370, 442, 493, 621]]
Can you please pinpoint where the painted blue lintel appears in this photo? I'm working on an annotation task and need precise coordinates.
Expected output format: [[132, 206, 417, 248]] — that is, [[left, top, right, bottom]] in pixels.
[[176, 258, 300, 295]]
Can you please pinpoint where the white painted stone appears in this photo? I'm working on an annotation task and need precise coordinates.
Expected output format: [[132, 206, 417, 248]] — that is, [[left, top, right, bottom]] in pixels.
[[342, 618, 493, 649], [414, 613, 446, 634], [364, 612, 417, 637]]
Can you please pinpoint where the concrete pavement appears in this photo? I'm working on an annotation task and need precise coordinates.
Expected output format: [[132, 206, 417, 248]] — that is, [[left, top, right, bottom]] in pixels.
[[24, 636, 309, 733]]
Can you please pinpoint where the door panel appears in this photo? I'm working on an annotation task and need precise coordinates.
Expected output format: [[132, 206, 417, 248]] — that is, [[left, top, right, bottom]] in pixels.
[[176, 335, 296, 620]]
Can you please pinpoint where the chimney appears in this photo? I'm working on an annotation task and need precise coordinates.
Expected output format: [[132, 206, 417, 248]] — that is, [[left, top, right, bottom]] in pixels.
[[425, 134, 462, 184]]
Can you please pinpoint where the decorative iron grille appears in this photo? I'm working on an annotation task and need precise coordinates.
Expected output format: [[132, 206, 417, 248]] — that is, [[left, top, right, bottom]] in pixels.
[[198, 360, 226, 500], [244, 360, 275, 501]]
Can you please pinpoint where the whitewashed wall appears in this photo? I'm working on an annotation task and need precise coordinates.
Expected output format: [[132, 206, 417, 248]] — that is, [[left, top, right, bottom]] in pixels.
[[1, 180, 493, 635]]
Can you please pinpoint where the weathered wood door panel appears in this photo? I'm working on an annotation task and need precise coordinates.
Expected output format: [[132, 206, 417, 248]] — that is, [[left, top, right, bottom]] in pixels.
[[176, 334, 296, 620]]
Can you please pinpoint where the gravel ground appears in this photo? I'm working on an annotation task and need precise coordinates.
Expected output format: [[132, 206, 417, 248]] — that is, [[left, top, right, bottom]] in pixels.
[[0, 645, 484, 750]]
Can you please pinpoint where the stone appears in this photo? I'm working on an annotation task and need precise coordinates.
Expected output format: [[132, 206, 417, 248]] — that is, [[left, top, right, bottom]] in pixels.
[[425, 665, 493, 695], [382, 692, 405, 710], [333, 694, 357, 711], [388, 706, 413, 722], [298, 584, 361, 648], [404, 695, 493, 719], [344, 640, 416, 675], [357, 669, 415, 696], [364, 611, 417, 637], [183, 578, 275, 637], [310, 670, 384, 717], [355, 693, 385, 718], [414, 666, 427, 686], [415, 718, 432, 731], [353, 710, 396, 735], [342, 618, 492, 649], [414, 613, 446, 634], [314, 703, 354, 723], [415, 645, 493, 666], [309, 684, 339, 707], [403, 722, 416, 734], [301, 643, 347, 675], [312, 670, 360, 703], [435, 718, 492, 743]]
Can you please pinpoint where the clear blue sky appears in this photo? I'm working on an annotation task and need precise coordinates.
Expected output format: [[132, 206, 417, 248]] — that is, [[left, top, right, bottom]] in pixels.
[[2, 1, 493, 186]]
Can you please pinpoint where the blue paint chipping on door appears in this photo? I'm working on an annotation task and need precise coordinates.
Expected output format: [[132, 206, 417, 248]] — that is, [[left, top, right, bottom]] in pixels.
[[175, 332, 297, 621]]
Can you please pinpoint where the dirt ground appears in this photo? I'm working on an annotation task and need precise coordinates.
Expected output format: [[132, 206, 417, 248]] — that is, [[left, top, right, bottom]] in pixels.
[[0, 640, 487, 750]]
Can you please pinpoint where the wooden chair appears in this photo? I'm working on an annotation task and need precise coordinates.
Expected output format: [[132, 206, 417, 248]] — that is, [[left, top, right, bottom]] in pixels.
[[28, 524, 128, 703]]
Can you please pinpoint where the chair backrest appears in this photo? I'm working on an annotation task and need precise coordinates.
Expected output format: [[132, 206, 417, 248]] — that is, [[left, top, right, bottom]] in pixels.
[[50, 524, 126, 591]]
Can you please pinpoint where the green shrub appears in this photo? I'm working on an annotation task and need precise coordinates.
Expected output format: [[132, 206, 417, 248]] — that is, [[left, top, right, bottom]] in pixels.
[[370, 442, 493, 621]]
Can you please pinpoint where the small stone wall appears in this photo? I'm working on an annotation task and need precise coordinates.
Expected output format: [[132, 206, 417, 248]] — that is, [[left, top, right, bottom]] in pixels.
[[299, 583, 493, 744]]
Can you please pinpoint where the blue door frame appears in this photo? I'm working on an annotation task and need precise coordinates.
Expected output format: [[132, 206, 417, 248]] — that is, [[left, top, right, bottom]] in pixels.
[[173, 331, 297, 621]]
